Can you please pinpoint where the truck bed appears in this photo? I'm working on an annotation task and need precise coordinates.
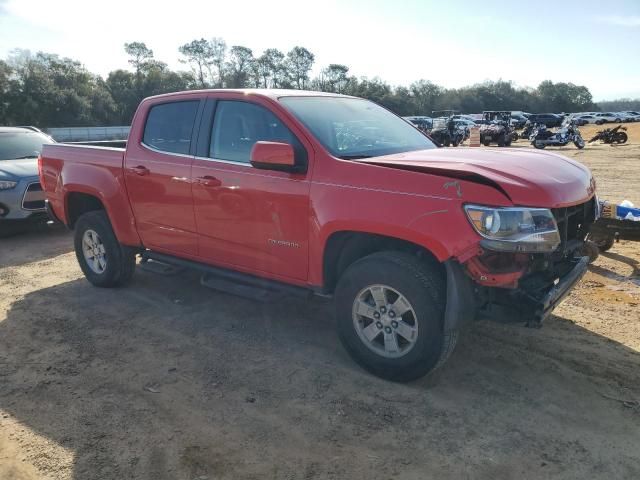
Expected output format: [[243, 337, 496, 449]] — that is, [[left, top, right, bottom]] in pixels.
[[39, 142, 140, 245], [41, 143, 125, 169]]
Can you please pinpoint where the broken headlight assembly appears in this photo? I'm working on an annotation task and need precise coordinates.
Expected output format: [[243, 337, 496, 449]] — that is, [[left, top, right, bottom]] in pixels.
[[464, 205, 561, 253]]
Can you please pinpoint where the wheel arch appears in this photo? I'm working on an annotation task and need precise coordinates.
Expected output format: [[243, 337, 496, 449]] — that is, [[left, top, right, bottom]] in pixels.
[[65, 191, 106, 228], [321, 230, 446, 295], [63, 186, 142, 247]]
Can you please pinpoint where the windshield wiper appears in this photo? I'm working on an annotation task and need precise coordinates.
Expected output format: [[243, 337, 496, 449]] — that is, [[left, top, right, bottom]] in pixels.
[[338, 154, 373, 160], [10, 155, 38, 160]]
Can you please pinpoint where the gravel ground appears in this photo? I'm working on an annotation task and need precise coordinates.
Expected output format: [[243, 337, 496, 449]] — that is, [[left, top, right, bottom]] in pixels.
[[1, 124, 639, 479]]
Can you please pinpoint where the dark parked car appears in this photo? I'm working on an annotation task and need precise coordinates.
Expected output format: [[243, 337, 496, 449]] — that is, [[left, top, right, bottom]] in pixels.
[[527, 114, 563, 128]]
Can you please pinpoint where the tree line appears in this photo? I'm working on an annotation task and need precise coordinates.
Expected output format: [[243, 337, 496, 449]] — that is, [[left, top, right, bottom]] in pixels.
[[0, 38, 621, 128]]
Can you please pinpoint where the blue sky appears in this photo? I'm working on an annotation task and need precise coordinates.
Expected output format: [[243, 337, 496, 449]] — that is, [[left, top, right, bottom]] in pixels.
[[1, 0, 639, 100]]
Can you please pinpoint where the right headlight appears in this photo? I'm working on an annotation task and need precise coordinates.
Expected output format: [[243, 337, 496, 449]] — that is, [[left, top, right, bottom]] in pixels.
[[0, 180, 17, 190], [464, 205, 561, 253]]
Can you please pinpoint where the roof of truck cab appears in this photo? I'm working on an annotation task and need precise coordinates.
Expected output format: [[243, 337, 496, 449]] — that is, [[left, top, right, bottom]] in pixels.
[[144, 89, 356, 102]]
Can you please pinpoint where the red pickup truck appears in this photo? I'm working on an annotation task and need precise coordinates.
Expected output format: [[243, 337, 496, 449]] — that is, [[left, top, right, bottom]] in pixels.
[[40, 89, 596, 381]]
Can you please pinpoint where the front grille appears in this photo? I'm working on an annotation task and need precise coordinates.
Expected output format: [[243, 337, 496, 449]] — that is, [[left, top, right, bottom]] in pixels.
[[22, 182, 46, 211], [551, 197, 596, 256]]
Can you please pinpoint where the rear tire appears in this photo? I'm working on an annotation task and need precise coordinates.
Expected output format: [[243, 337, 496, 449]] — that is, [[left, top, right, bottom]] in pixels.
[[335, 251, 456, 382], [613, 132, 628, 144], [74, 211, 137, 288]]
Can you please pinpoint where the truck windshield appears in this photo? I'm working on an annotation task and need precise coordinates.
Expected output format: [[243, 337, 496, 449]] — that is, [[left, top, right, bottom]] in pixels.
[[280, 96, 436, 159], [0, 131, 54, 161]]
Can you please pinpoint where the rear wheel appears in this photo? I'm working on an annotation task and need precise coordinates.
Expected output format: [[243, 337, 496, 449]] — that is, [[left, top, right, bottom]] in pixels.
[[74, 211, 137, 287], [613, 132, 628, 144], [335, 251, 457, 382]]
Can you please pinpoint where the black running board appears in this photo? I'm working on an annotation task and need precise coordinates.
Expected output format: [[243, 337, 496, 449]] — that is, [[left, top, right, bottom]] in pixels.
[[141, 250, 311, 302]]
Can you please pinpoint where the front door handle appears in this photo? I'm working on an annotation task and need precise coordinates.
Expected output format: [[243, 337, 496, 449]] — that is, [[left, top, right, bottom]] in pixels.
[[196, 175, 222, 187], [129, 165, 150, 176]]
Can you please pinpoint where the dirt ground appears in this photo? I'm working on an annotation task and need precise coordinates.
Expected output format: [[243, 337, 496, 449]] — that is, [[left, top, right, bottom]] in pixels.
[[1, 123, 639, 480]]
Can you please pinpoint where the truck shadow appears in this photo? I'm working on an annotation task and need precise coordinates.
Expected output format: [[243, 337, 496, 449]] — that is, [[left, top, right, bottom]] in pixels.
[[0, 224, 72, 268], [1, 268, 640, 479]]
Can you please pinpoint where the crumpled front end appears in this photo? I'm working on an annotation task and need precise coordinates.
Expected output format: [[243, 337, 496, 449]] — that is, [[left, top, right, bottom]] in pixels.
[[459, 196, 597, 326]]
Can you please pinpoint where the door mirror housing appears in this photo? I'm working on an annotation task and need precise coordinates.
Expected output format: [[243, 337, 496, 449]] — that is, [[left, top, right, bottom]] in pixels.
[[250, 141, 300, 172]]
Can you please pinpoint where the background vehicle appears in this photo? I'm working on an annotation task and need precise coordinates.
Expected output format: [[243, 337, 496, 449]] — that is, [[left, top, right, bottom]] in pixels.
[[479, 111, 515, 146], [0, 127, 54, 233], [531, 119, 585, 149], [429, 111, 467, 146], [510, 113, 528, 129], [403, 115, 433, 132], [623, 111, 640, 121], [40, 89, 596, 382], [527, 113, 563, 128], [572, 114, 599, 125], [588, 125, 628, 144], [617, 112, 637, 123], [594, 112, 623, 124]]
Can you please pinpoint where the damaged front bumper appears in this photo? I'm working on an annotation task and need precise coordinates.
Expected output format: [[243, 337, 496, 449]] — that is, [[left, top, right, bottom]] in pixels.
[[475, 254, 589, 327], [522, 255, 588, 326]]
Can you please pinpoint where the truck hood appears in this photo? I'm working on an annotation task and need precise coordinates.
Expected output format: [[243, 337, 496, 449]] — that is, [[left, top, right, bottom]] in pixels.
[[0, 157, 39, 181], [363, 148, 594, 208]]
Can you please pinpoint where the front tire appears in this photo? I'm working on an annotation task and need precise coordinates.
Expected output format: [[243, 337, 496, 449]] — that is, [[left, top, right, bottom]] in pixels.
[[74, 211, 137, 288], [335, 251, 457, 382]]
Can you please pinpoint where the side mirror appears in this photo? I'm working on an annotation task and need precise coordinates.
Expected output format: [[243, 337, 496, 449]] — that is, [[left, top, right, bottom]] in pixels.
[[250, 141, 296, 171]]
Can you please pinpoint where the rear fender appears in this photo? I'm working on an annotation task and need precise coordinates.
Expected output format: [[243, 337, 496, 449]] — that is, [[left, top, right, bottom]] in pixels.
[[61, 163, 141, 247]]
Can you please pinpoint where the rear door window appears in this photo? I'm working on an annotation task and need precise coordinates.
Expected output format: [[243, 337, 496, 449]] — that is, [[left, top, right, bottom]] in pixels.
[[209, 100, 301, 164], [143, 101, 199, 155]]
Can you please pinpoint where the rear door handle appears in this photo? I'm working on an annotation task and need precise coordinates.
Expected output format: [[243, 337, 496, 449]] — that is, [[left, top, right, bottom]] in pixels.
[[129, 165, 150, 176], [196, 175, 221, 187]]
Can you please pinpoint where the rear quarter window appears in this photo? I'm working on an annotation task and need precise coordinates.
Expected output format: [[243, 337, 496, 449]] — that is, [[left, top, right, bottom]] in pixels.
[[143, 101, 199, 155]]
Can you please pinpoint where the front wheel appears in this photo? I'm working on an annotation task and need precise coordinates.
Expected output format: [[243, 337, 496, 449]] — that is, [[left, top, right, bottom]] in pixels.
[[74, 211, 137, 287], [533, 140, 546, 149], [574, 137, 585, 149], [335, 251, 457, 382]]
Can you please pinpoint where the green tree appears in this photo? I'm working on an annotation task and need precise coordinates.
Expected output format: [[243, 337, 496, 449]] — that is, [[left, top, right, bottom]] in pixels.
[[179, 38, 213, 88], [210, 37, 227, 87], [286, 46, 314, 89], [226, 46, 254, 88]]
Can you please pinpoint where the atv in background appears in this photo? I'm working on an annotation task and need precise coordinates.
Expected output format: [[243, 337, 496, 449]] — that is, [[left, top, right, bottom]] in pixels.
[[479, 111, 515, 147], [429, 110, 467, 147], [589, 125, 628, 145]]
